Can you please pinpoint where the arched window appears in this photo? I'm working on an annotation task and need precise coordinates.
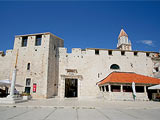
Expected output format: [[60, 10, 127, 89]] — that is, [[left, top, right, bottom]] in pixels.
[[27, 63, 30, 70], [110, 64, 120, 70]]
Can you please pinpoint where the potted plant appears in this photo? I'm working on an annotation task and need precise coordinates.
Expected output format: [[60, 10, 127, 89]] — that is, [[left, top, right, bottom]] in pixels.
[[21, 92, 32, 100]]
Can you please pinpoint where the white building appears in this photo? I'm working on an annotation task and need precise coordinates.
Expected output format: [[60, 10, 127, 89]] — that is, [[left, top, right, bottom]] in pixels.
[[0, 29, 160, 100]]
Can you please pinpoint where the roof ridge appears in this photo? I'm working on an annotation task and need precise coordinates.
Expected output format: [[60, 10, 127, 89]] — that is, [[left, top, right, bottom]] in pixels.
[[113, 71, 135, 74]]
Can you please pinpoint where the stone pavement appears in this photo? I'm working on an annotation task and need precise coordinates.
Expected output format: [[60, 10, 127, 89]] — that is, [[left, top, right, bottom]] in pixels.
[[0, 98, 160, 120]]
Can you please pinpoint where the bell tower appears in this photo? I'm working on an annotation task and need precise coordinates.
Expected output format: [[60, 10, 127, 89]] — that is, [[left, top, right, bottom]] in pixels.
[[117, 28, 132, 50]]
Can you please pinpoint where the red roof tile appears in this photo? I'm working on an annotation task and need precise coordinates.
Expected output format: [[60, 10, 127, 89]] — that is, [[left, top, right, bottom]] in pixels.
[[118, 29, 128, 38], [98, 72, 160, 85]]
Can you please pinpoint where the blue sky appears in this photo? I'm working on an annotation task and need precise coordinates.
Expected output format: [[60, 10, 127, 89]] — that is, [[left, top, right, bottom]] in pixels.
[[0, 1, 160, 53]]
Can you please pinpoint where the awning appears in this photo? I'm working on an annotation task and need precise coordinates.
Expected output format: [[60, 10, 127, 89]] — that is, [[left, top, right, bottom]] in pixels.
[[148, 84, 160, 90], [0, 79, 23, 87]]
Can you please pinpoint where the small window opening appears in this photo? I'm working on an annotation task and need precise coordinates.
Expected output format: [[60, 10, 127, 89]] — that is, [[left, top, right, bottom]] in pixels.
[[102, 86, 105, 92], [27, 63, 30, 70], [95, 49, 99, 55], [123, 86, 132, 92], [111, 85, 120, 92], [26, 78, 31, 86], [105, 86, 109, 92], [98, 73, 100, 78], [136, 86, 144, 93], [110, 64, 120, 70], [22, 36, 28, 47], [35, 35, 42, 46], [108, 50, 112, 55], [146, 53, 150, 57], [121, 51, 125, 56], [134, 52, 138, 56], [155, 67, 159, 72], [54, 45, 56, 50]]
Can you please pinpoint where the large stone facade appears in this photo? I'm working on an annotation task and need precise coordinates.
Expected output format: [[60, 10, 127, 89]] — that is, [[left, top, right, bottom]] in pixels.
[[0, 30, 160, 99], [0, 32, 64, 98], [58, 48, 159, 99]]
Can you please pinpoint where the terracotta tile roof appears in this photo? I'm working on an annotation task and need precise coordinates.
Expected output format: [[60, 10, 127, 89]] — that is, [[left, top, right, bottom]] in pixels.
[[98, 72, 160, 85], [118, 29, 128, 38]]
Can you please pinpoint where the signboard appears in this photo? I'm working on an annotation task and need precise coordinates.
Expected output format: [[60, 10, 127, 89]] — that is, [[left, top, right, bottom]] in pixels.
[[33, 83, 36, 93]]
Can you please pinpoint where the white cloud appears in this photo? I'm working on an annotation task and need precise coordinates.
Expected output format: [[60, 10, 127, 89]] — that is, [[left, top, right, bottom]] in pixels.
[[140, 40, 154, 46]]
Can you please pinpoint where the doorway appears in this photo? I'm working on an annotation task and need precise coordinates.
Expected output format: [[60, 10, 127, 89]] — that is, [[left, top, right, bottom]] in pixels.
[[65, 79, 78, 97]]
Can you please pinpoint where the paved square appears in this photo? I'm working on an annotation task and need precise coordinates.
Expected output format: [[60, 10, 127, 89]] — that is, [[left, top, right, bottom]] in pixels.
[[0, 98, 160, 120]]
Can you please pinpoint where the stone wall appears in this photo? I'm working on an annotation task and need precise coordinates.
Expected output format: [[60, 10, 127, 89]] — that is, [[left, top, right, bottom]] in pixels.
[[58, 48, 155, 98], [0, 32, 158, 99], [12, 34, 50, 98], [102, 92, 148, 101], [0, 32, 64, 99], [0, 50, 13, 80], [46, 34, 64, 98]]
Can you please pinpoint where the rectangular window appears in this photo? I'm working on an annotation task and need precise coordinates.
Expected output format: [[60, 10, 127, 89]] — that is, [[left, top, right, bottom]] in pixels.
[[108, 50, 112, 55], [26, 78, 31, 86], [21, 36, 28, 47], [27, 63, 30, 70], [121, 51, 125, 56], [95, 49, 99, 55], [102, 86, 105, 92], [146, 53, 150, 57], [136, 86, 144, 93], [111, 85, 120, 92], [134, 52, 138, 56], [98, 73, 100, 78], [105, 86, 109, 92], [123, 86, 132, 92], [35, 35, 42, 46]]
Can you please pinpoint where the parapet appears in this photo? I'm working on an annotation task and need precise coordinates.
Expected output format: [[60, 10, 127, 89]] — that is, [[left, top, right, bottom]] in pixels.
[[0, 49, 13, 57], [15, 32, 63, 41], [58, 47, 158, 58], [58, 47, 67, 55], [58, 48, 86, 55]]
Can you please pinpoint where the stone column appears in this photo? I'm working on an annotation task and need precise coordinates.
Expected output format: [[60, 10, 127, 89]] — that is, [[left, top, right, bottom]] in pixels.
[[78, 79, 80, 97], [144, 86, 147, 93], [63, 77, 65, 98], [8, 68, 17, 98], [120, 85, 123, 92], [108, 84, 111, 92], [104, 86, 106, 92]]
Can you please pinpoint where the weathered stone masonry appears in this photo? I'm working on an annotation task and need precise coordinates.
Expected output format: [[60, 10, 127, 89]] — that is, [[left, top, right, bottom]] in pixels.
[[0, 29, 160, 99]]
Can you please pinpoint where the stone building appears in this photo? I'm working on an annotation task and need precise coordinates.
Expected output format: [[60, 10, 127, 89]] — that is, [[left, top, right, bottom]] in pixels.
[[0, 29, 160, 100], [98, 72, 160, 101], [0, 32, 64, 98]]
